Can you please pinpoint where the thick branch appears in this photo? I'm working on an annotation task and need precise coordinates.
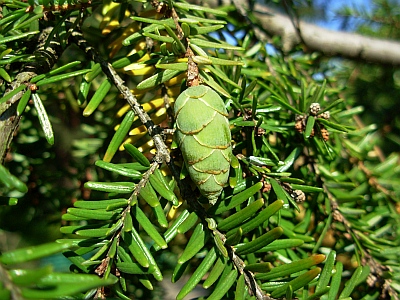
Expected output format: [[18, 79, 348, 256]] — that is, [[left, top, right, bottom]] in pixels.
[[193, 0, 400, 66]]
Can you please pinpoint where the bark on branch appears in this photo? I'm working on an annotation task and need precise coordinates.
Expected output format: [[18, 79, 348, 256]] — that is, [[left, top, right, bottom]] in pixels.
[[192, 0, 400, 66]]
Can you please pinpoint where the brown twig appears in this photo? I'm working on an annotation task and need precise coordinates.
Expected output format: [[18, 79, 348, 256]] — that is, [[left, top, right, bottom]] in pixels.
[[69, 27, 171, 165], [321, 173, 397, 299], [357, 160, 396, 199]]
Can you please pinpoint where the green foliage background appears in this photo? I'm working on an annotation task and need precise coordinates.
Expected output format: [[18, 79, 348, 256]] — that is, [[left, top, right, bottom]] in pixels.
[[0, 0, 399, 299]]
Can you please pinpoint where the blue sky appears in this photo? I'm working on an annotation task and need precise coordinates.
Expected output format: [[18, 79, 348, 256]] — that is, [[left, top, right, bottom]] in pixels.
[[313, 0, 374, 31]]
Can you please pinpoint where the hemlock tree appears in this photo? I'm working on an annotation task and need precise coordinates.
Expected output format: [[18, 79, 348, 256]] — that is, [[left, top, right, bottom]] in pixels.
[[0, 0, 399, 299]]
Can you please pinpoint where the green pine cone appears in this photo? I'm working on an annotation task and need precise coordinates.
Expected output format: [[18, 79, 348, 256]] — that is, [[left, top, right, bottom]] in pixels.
[[174, 85, 232, 204]]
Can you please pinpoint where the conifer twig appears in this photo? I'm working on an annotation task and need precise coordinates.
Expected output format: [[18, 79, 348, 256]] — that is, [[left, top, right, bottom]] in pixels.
[[69, 27, 170, 165], [0, 28, 62, 164]]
